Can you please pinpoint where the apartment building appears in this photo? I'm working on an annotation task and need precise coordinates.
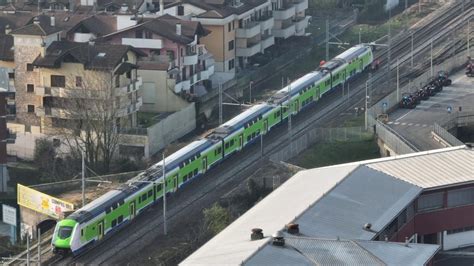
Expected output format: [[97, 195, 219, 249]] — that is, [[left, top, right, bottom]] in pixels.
[[272, 0, 309, 38], [163, 0, 309, 83], [99, 14, 215, 111], [161, 0, 273, 83]]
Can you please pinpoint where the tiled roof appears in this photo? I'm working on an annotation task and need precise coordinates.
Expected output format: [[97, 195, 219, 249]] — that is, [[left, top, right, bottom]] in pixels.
[[66, 14, 117, 36], [32, 41, 134, 70], [101, 14, 208, 45], [0, 13, 35, 33], [10, 19, 61, 36], [184, 0, 270, 19], [0, 34, 13, 61]]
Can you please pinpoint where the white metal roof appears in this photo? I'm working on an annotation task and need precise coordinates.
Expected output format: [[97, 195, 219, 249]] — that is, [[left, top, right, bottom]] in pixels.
[[222, 103, 269, 128], [180, 164, 357, 266], [293, 165, 421, 240], [367, 146, 474, 188], [247, 237, 439, 266]]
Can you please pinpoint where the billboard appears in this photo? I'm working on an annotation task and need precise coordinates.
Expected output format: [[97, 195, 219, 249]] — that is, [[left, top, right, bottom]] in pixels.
[[17, 184, 74, 219], [2, 204, 16, 226]]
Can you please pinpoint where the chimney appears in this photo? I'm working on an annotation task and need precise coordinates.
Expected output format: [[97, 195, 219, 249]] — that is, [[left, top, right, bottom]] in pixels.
[[286, 223, 299, 235], [33, 16, 40, 25], [88, 38, 95, 46], [272, 231, 285, 247], [5, 25, 11, 35], [40, 41, 46, 57], [176, 23, 181, 35], [159, 0, 164, 15], [250, 228, 263, 241], [50, 15, 55, 27], [120, 3, 128, 13]]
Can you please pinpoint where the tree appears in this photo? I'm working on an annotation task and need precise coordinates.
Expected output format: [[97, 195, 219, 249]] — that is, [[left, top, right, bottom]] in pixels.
[[203, 203, 231, 236], [52, 73, 128, 174]]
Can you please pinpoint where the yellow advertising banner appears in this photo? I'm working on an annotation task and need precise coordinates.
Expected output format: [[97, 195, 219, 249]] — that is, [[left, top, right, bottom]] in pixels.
[[17, 184, 74, 219]]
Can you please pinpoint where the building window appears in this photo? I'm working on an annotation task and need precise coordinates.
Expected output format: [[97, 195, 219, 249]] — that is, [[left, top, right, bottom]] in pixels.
[[228, 22, 232, 32], [417, 192, 444, 212], [447, 187, 474, 207], [26, 64, 34, 71], [228, 40, 234, 51], [228, 59, 234, 70], [26, 84, 34, 93], [8, 72, 14, 79], [27, 105, 35, 113], [177, 5, 184, 15], [51, 75, 66, 87], [25, 125, 31, 132], [76, 76, 82, 87]]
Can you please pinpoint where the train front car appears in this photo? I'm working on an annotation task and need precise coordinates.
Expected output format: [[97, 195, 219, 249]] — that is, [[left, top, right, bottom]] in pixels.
[[52, 218, 78, 254]]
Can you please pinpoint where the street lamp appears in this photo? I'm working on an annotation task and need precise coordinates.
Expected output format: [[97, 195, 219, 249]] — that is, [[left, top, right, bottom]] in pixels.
[[249, 81, 254, 104]]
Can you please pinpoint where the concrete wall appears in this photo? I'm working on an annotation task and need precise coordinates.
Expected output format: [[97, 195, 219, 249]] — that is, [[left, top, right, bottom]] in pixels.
[[138, 68, 189, 112], [7, 122, 43, 160], [443, 230, 474, 250], [121, 103, 196, 158]]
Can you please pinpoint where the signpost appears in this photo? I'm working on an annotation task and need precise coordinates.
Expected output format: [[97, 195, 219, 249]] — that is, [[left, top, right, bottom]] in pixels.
[[2, 204, 17, 243], [17, 184, 74, 219]]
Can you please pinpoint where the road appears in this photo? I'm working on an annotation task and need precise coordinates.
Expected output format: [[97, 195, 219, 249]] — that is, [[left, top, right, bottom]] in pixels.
[[387, 71, 474, 150]]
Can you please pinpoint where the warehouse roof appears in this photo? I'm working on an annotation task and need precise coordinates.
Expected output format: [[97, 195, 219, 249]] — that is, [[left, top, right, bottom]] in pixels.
[[246, 237, 439, 266], [367, 146, 474, 189], [181, 146, 473, 265]]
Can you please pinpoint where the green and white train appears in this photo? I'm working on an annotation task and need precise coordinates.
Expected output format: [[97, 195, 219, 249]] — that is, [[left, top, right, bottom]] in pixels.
[[52, 44, 374, 255]]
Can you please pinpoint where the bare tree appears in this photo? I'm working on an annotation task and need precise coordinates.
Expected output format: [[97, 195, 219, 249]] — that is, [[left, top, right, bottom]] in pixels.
[[51, 72, 126, 173]]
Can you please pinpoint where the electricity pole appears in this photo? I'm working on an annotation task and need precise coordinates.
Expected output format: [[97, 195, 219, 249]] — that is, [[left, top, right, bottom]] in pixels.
[[397, 58, 400, 102], [287, 78, 292, 156], [326, 18, 329, 61], [82, 150, 85, 207], [162, 153, 167, 235], [411, 31, 414, 68], [218, 82, 223, 125], [430, 38, 434, 77]]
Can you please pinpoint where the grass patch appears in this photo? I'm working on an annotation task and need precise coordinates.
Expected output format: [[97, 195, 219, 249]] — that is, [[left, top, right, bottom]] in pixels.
[[292, 139, 380, 169], [137, 112, 159, 128]]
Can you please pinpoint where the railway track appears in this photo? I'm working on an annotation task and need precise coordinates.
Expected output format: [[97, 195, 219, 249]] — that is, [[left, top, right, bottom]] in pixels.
[[11, 2, 470, 265]]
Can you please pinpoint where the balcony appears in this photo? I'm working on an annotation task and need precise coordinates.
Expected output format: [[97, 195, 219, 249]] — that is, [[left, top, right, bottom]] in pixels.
[[259, 16, 274, 31], [293, 0, 308, 13], [36, 106, 72, 119], [294, 16, 310, 33], [36, 87, 107, 98], [117, 96, 143, 117], [236, 42, 261, 57], [115, 77, 143, 96], [174, 77, 191, 93], [122, 38, 163, 49], [261, 34, 275, 51], [273, 5, 295, 21], [200, 65, 215, 80], [236, 21, 260, 39], [273, 23, 296, 39], [183, 52, 198, 66]]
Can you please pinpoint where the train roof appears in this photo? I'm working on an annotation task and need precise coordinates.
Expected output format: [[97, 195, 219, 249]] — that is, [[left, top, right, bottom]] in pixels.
[[335, 45, 370, 62], [158, 139, 213, 170], [207, 104, 272, 139], [268, 72, 323, 104], [68, 189, 125, 223]]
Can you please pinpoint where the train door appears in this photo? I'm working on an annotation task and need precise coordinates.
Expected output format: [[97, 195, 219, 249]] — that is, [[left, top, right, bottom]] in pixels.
[[202, 156, 208, 174], [173, 174, 178, 191], [359, 58, 363, 72], [129, 201, 136, 220], [97, 220, 104, 240], [295, 99, 300, 113], [239, 134, 243, 149], [263, 119, 268, 134]]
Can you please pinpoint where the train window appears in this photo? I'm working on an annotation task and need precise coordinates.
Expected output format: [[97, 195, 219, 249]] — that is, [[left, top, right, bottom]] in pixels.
[[230, 139, 234, 146], [225, 143, 229, 149], [141, 194, 147, 202], [81, 229, 84, 236], [138, 197, 141, 203], [247, 136, 251, 142], [157, 184, 162, 192], [112, 219, 117, 227], [147, 190, 153, 198], [218, 147, 222, 153], [118, 215, 123, 224], [194, 169, 198, 175], [179, 162, 183, 168]]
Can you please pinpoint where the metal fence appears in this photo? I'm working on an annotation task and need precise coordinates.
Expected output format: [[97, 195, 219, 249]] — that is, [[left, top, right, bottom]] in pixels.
[[269, 126, 373, 162]]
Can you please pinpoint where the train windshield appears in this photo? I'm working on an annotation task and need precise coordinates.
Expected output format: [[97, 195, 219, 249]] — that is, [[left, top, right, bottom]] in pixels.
[[58, 226, 73, 239]]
